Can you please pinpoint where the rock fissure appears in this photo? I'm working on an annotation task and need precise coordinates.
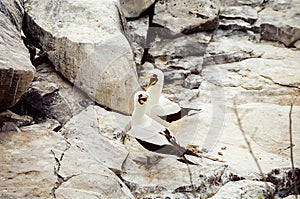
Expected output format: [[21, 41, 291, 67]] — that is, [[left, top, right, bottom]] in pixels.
[[259, 74, 300, 90], [50, 141, 74, 198]]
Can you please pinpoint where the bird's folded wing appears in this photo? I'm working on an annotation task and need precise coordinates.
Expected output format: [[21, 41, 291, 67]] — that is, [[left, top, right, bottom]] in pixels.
[[158, 96, 181, 116], [130, 117, 171, 146]]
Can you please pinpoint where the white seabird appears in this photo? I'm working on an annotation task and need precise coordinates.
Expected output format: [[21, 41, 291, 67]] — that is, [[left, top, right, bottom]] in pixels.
[[145, 69, 201, 124], [130, 91, 200, 165]]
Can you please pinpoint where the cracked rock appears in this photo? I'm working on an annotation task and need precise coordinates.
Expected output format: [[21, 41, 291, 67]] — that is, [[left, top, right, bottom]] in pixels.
[[23, 0, 140, 114], [0, 0, 35, 111], [153, 0, 220, 34], [210, 180, 275, 199], [254, 2, 300, 46], [61, 105, 130, 172]]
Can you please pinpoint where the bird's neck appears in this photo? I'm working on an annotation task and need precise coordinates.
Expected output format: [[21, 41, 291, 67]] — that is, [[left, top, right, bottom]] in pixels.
[[132, 105, 148, 124], [147, 84, 162, 105]]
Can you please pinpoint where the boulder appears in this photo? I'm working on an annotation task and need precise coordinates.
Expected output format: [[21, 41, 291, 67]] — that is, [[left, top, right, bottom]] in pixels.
[[0, 127, 134, 198], [148, 31, 212, 71], [153, 0, 220, 34], [210, 180, 275, 199], [254, 3, 300, 46], [23, 0, 140, 115], [13, 58, 93, 125], [120, 0, 156, 18], [201, 34, 300, 105], [0, 0, 35, 111], [61, 105, 130, 172]]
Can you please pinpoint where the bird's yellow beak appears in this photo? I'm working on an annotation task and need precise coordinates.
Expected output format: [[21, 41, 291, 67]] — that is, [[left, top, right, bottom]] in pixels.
[[144, 74, 157, 90], [139, 94, 148, 104], [145, 74, 155, 79], [145, 82, 155, 90]]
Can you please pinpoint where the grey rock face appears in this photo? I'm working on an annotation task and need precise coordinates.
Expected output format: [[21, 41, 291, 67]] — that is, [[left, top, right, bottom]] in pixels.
[[61, 105, 130, 172], [0, 128, 134, 198], [210, 180, 275, 199], [254, 1, 300, 46], [153, 0, 220, 34], [120, 0, 156, 18], [23, 0, 140, 115], [15, 58, 93, 125], [0, 0, 35, 111]]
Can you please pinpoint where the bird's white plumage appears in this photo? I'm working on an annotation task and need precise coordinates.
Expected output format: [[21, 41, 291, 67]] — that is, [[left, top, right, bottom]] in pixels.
[[145, 69, 181, 121], [130, 91, 173, 146]]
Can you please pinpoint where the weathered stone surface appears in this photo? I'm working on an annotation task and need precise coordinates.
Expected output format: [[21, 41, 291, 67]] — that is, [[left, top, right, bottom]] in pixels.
[[220, 6, 258, 24], [0, 110, 32, 132], [61, 105, 130, 171], [0, 0, 35, 111], [53, 145, 134, 199], [183, 74, 203, 89], [0, 129, 65, 198], [23, 0, 140, 114], [168, 102, 299, 177], [203, 35, 262, 66], [127, 16, 149, 65], [200, 34, 300, 106], [220, 0, 264, 6], [254, 3, 300, 46], [120, 148, 242, 198], [13, 58, 93, 125], [0, 0, 24, 31], [266, 168, 300, 198], [0, 127, 134, 198], [153, 0, 220, 34], [120, 0, 155, 18], [148, 31, 212, 71], [210, 180, 275, 199]]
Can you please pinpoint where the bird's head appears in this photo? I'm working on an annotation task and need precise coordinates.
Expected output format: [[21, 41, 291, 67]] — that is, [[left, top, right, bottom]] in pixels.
[[144, 69, 164, 90], [134, 91, 149, 106]]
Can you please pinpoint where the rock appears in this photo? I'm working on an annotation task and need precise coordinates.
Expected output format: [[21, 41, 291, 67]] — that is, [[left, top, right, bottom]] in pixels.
[[119, 150, 242, 198], [53, 145, 134, 199], [61, 105, 130, 171], [148, 31, 212, 69], [0, 127, 134, 198], [203, 35, 262, 66], [266, 168, 300, 198], [219, 18, 252, 31], [294, 40, 300, 50], [236, 103, 300, 165], [153, 0, 220, 34], [127, 16, 149, 65], [210, 180, 275, 199], [0, 110, 32, 127], [12, 59, 93, 125], [168, 103, 296, 177], [120, 0, 155, 18], [0, 129, 66, 198], [183, 74, 203, 89], [219, 0, 264, 6], [201, 34, 300, 106], [0, 0, 24, 31], [163, 69, 189, 87], [254, 4, 300, 46], [220, 6, 258, 24], [23, 0, 140, 115], [0, 0, 35, 111]]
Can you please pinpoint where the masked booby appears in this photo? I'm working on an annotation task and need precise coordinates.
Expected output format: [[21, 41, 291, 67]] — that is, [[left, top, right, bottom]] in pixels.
[[130, 91, 200, 165], [145, 69, 201, 124]]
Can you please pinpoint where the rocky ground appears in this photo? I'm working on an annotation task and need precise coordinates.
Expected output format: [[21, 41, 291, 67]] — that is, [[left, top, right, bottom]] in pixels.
[[1, 0, 300, 198]]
